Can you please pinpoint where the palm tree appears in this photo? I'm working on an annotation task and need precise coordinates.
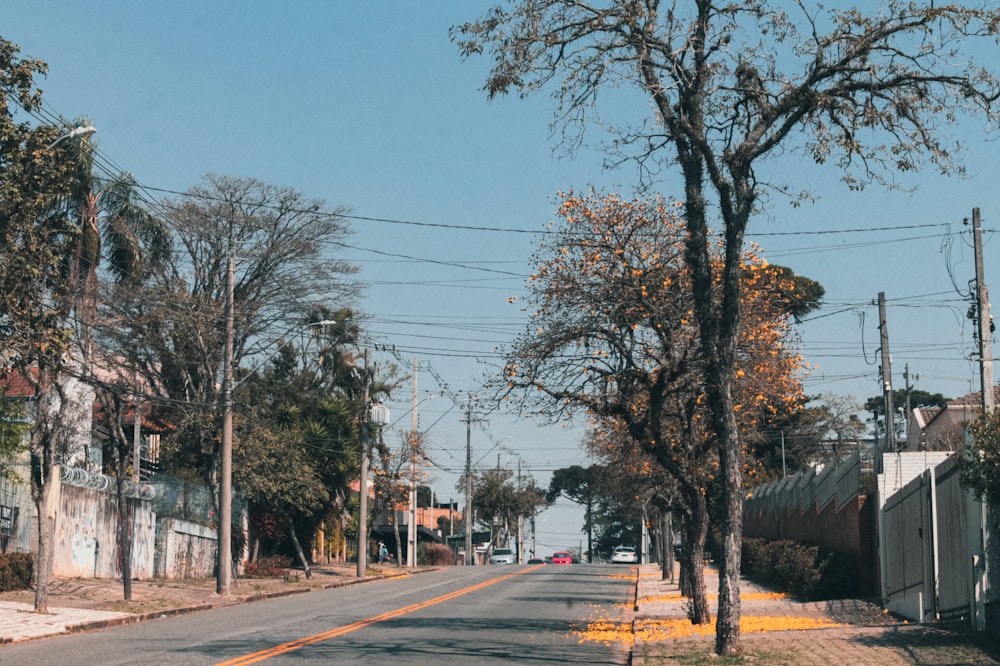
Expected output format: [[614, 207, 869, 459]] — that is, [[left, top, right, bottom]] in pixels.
[[47, 119, 169, 601], [50, 119, 169, 352]]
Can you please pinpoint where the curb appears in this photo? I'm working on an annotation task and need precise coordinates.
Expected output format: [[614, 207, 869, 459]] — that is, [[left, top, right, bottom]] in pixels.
[[69, 603, 215, 633], [627, 566, 640, 666], [58, 568, 430, 638]]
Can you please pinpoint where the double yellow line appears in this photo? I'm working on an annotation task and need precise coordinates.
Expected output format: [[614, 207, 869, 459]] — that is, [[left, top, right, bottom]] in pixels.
[[217, 564, 544, 665]]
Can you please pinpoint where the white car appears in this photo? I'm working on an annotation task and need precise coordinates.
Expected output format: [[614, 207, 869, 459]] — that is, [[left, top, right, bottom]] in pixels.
[[611, 546, 638, 564], [489, 548, 515, 564]]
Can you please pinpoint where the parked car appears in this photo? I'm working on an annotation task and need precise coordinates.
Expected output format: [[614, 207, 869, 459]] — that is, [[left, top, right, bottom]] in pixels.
[[611, 546, 638, 564], [489, 548, 515, 565], [551, 551, 573, 564], [527, 558, 545, 565]]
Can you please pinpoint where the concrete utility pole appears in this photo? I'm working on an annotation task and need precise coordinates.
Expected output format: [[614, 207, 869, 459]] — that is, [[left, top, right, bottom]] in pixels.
[[464, 396, 473, 566], [878, 292, 896, 463], [517, 459, 524, 564], [218, 256, 234, 595], [357, 350, 370, 578], [972, 208, 995, 412], [407, 358, 418, 567], [132, 396, 142, 483]]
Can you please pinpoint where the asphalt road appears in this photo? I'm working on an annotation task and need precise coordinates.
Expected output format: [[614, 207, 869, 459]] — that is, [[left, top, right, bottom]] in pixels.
[[0, 564, 633, 665]]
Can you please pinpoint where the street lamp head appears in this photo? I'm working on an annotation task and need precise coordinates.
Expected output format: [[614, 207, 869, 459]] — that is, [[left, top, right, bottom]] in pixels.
[[47, 124, 97, 149], [67, 125, 97, 140]]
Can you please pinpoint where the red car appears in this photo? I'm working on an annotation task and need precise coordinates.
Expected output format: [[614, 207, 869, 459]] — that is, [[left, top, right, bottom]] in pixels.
[[550, 551, 573, 564]]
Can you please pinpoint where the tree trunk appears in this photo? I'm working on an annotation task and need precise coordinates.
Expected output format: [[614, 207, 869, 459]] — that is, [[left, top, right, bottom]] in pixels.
[[393, 511, 403, 567], [32, 486, 54, 614], [30, 368, 62, 615], [681, 173, 746, 654], [715, 414, 743, 655], [117, 489, 133, 601], [684, 492, 711, 625], [662, 512, 674, 583], [284, 514, 311, 579]]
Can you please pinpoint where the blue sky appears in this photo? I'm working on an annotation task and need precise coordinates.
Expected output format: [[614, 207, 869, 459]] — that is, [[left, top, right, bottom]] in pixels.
[[6, 2, 1000, 555]]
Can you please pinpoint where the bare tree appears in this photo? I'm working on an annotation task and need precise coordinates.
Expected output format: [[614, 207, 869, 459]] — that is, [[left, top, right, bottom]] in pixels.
[[96, 175, 358, 583], [454, 2, 1000, 653]]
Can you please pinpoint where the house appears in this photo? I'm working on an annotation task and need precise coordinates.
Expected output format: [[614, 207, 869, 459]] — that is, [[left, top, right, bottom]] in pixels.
[[371, 502, 457, 562], [906, 387, 1000, 452]]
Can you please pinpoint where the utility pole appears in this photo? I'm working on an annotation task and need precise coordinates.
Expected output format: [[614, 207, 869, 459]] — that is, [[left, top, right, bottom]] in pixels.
[[517, 459, 524, 564], [530, 515, 536, 560], [973, 208, 995, 411], [407, 358, 418, 567], [971, 207, 993, 633], [878, 292, 895, 468], [780, 431, 786, 479], [218, 256, 234, 595], [464, 396, 473, 566], [903, 364, 914, 446], [132, 396, 142, 483], [357, 349, 370, 578]]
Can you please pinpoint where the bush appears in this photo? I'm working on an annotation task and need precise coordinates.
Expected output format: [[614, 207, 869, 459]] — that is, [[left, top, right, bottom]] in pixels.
[[0, 552, 34, 591], [419, 542, 456, 566], [741, 537, 855, 601], [242, 554, 292, 577]]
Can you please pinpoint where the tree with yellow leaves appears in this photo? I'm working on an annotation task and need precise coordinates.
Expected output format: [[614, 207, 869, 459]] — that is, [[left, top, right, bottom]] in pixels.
[[456, 2, 1000, 653], [494, 190, 810, 624]]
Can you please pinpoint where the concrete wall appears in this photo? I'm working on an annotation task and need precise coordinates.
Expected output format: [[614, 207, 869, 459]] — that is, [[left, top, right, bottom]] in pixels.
[[0, 462, 33, 554], [51, 474, 156, 579], [8, 463, 238, 582], [154, 518, 217, 579]]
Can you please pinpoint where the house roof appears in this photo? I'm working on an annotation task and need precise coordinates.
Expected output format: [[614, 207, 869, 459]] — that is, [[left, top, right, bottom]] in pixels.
[[913, 386, 1000, 436], [946, 385, 1000, 407], [0, 369, 37, 398], [911, 405, 943, 429]]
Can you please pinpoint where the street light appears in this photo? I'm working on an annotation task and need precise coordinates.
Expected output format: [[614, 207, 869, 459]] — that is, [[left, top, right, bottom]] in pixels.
[[358, 364, 390, 577], [47, 124, 97, 149]]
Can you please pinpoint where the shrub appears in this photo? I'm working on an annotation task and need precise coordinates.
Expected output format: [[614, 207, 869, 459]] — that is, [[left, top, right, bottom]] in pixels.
[[242, 554, 292, 577], [0, 552, 34, 591], [419, 542, 456, 566], [741, 537, 855, 601]]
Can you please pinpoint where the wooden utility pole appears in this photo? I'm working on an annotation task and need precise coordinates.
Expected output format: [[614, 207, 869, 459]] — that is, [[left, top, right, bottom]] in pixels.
[[878, 292, 895, 464], [973, 208, 995, 411]]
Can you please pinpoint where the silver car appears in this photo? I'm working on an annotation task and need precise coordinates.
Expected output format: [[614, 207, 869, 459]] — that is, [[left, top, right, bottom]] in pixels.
[[611, 546, 638, 564], [489, 548, 515, 564]]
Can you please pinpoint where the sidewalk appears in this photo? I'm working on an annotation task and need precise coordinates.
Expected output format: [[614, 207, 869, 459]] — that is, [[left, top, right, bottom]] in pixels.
[[0, 563, 394, 644], [629, 563, 1000, 665]]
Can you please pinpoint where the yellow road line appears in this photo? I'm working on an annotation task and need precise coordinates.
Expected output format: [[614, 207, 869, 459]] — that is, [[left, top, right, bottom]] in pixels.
[[216, 565, 545, 665]]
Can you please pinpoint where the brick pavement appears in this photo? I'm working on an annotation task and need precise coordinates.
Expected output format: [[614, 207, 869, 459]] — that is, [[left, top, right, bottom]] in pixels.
[[629, 563, 1000, 665], [0, 600, 135, 643]]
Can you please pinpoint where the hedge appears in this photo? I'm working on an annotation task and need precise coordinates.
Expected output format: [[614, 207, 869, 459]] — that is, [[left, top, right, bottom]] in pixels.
[[0, 552, 34, 591], [741, 537, 858, 601]]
